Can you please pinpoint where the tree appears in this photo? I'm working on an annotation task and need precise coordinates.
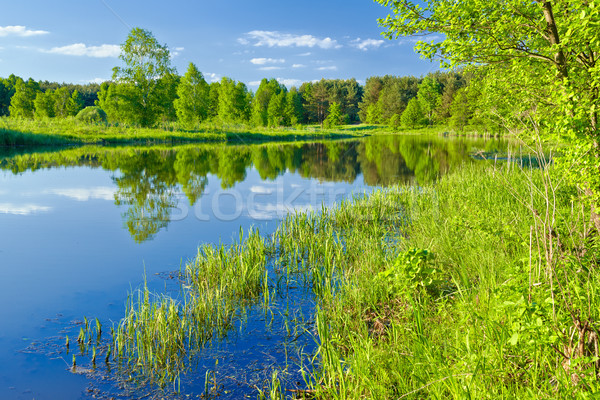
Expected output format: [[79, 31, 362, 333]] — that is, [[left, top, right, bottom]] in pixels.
[[9, 79, 37, 119], [252, 78, 285, 126], [174, 62, 210, 128], [376, 0, 600, 229], [53, 87, 72, 118], [285, 88, 303, 126], [112, 27, 176, 126], [0, 77, 17, 116], [323, 102, 345, 128], [401, 97, 423, 129], [67, 90, 84, 116], [267, 91, 287, 127], [34, 90, 55, 119], [217, 77, 249, 123], [417, 75, 441, 125]]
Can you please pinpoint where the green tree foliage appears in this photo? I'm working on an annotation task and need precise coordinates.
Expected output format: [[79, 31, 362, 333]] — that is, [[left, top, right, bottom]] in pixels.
[[217, 77, 250, 123], [401, 97, 424, 129], [267, 91, 287, 127], [302, 79, 330, 124], [252, 78, 285, 127], [53, 87, 72, 118], [9, 79, 38, 119], [285, 88, 303, 126], [417, 76, 441, 125], [34, 90, 55, 119], [323, 102, 346, 128], [359, 75, 420, 124], [207, 82, 220, 120], [377, 0, 600, 228], [76, 106, 108, 124], [0, 76, 18, 116], [68, 90, 84, 116], [174, 63, 210, 128], [112, 27, 177, 126], [388, 113, 401, 131]]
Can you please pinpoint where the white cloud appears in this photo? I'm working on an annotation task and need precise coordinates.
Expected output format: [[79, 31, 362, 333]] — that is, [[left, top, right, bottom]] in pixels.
[[170, 46, 184, 57], [351, 38, 385, 51], [292, 64, 305, 68], [45, 43, 120, 58], [242, 31, 341, 49], [205, 72, 221, 83], [317, 66, 338, 71], [248, 81, 262, 87], [0, 25, 49, 37], [248, 202, 314, 221], [46, 187, 116, 202], [85, 78, 109, 84], [0, 203, 51, 215], [298, 52, 312, 56], [277, 78, 303, 88], [259, 66, 283, 71], [250, 57, 285, 65], [250, 186, 273, 195]]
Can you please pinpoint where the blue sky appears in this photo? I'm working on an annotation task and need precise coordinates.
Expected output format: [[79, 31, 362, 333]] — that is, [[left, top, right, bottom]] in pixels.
[[0, 0, 439, 89]]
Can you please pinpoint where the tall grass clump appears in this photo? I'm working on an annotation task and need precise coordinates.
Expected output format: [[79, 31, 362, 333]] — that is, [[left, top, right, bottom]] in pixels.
[[75, 144, 600, 398], [298, 157, 600, 399], [110, 228, 269, 384]]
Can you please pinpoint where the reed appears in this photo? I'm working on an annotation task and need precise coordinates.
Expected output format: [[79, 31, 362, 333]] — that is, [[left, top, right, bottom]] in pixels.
[[75, 158, 599, 398]]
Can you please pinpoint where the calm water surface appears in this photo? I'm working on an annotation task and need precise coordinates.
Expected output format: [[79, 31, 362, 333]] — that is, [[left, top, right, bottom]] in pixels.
[[0, 135, 506, 399]]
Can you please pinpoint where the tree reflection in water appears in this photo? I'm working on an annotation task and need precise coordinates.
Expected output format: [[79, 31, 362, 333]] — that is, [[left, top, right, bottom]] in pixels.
[[0, 135, 506, 242]]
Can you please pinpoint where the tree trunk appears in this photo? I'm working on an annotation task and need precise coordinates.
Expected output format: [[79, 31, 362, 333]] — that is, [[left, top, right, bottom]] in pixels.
[[592, 138, 600, 233], [539, 1, 568, 78]]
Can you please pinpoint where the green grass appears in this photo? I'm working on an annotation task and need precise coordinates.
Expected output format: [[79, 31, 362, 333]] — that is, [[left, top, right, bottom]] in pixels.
[[0, 117, 509, 148], [74, 157, 599, 398], [0, 117, 365, 147]]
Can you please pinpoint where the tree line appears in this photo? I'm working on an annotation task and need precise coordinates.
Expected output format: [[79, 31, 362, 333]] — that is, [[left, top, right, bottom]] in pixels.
[[0, 27, 503, 133]]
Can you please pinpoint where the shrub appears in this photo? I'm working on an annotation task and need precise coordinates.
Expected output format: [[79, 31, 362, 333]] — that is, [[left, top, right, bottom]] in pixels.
[[76, 106, 107, 124]]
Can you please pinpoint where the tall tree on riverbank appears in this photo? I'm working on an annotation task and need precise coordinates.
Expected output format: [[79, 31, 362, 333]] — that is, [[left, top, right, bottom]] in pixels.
[[111, 27, 177, 126], [9, 79, 38, 119], [376, 0, 600, 230], [174, 63, 210, 128]]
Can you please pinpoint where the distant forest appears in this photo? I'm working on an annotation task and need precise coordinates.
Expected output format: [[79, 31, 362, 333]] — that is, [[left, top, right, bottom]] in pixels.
[[0, 69, 502, 134]]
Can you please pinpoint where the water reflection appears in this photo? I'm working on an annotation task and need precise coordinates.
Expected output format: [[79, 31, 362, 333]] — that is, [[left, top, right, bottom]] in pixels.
[[0, 135, 506, 242]]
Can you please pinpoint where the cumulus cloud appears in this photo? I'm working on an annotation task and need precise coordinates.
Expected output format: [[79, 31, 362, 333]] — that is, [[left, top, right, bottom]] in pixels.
[[277, 78, 303, 88], [241, 31, 341, 49], [170, 46, 184, 57], [205, 72, 221, 83], [292, 64, 305, 68], [0, 25, 49, 37], [0, 203, 51, 215], [250, 57, 285, 65], [45, 187, 116, 202], [85, 78, 109, 84], [259, 66, 283, 71], [250, 186, 274, 195], [45, 43, 121, 58], [351, 38, 385, 51], [317, 66, 338, 71]]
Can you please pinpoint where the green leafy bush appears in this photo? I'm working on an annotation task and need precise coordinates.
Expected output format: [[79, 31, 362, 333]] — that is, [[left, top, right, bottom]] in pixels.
[[76, 106, 107, 124]]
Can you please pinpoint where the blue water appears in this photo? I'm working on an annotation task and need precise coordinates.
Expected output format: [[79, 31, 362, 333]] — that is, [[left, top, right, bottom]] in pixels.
[[0, 137, 507, 399]]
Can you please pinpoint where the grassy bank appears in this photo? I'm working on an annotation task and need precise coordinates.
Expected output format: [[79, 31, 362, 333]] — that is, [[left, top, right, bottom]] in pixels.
[[0, 117, 507, 148], [73, 158, 598, 398], [0, 117, 364, 147]]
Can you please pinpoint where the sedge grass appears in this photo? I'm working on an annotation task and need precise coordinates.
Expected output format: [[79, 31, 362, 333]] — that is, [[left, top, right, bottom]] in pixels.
[[74, 158, 600, 398]]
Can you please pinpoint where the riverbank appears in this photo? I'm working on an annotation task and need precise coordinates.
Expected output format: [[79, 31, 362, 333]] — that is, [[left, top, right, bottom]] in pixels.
[[0, 118, 364, 147], [270, 162, 597, 398], [73, 157, 598, 398], [0, 117, 505, 148]]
